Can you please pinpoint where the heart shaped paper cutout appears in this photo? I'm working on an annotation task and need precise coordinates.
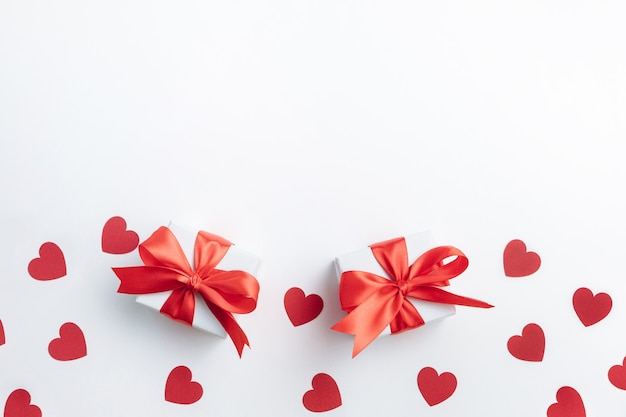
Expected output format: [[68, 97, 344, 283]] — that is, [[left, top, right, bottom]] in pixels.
[[165, 366, 203, 405], [3, 389, 41, 417], [417, 367, 457, 406], [507, 323, 545, 362], [572, 287, 612, 327], [608, 357, 626, 390], [27, 242, 66, 281], [48, 322, 87, 361], [0, 320, 5, 346], [503, 239, 541, 277], [547, 386, 585, 417], [302, 373, 342, 412], [101, 216, 139, 254], [284, 287, 324, 326]]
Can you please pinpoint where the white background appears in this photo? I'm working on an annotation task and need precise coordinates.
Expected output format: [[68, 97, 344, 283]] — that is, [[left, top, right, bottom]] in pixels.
[[2, 1, 626, 415]]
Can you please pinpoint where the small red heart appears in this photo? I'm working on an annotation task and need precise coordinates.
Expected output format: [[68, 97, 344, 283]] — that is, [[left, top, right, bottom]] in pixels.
[[0, 320, 5, 346], [417, 367, 457, 406], [547, 386, 586, 417], [27, 242, 66, 281], [608, 357, 626, 390], [101, 216, 139, 254], [3, 389, 41, 417], [503, 239, 541, 277], [48, 322, 87, 361], [165, 366, 203, 405], [572, 287, 612, 327], [507, 323, 545, 362], [302, 373, 342, 412], [284, 287, 324, 326]]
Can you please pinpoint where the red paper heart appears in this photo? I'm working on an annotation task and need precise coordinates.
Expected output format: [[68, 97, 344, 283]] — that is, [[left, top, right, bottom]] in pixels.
[[547, 386, 585, 417], [503, 239, 541, 277], [3, 389, 41, 417], [101, 216, 139, 254], [0, 320, 5, 346], [572, 287, 612, 327], [608, 357, 626, 390], [27, 242, 66, 281], [417, 367, 457, 406], [302, 373, 342, 412], [165, 366, 203, 405], [48, 322, 87, 361], [284, 287, 324, 326], [507, 323, 545, 362]]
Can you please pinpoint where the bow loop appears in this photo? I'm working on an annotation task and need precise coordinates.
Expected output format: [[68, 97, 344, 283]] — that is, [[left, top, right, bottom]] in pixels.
[[337, 270, 392, 311], [194, 231, 232, 275], [138, 227, 193, 274], [195, 270, 259, 314], [332, 237, 492, 357], [113, 226, 259, 357], [407, 246, 469, 286]]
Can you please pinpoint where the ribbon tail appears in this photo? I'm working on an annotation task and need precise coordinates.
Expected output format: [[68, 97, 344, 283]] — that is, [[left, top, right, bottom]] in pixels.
[[112, 266, 187, 294], [206, 302, 250, 357], [332, 289, 403, 357], [409, 286, 494, 308]]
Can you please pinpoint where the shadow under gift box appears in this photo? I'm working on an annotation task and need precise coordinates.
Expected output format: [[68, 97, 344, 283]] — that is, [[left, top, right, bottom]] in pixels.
[[334, 231, 456, 338], [135, 222, 261, 338]]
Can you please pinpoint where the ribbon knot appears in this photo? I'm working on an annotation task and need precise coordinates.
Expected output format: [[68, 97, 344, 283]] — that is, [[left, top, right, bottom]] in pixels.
[[185, 272, 203, 291], [332, 237, 493, 357], [112, 226, 260, 357], [397, 280, 410, 296]]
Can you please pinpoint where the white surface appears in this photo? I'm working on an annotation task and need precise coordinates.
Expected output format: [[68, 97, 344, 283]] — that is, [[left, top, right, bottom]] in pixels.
[[2, 1, 626, 416], [335, 231, 456, 337], [135, 222, 261, 338]]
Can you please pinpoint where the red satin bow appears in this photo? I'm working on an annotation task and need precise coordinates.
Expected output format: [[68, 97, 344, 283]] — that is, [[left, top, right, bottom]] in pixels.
[[332, 237, 493, 357], [112, 226, 260, 357]]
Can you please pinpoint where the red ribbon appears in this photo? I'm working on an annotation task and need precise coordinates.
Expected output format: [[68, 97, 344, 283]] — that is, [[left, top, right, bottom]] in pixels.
[[331, 237, 493, 357], [112, 226, 260, 357]]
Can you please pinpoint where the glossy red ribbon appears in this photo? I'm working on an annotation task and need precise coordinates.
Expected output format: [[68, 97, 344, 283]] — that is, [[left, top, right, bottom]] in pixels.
[[332, 237, 493, 357], [112, 226, 260, 357]]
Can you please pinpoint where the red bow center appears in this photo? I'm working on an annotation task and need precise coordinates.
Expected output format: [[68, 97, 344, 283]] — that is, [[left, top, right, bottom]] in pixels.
[[397, 279, 411, 296], [185, 272, 203, 291]]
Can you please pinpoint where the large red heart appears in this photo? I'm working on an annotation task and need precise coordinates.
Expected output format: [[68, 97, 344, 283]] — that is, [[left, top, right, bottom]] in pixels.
[[48, 322, 87, 361], [547, 386, 585, 417], [572, 287, 612, 327], [503, 239, 541, 277], [101, 216, 139, 254], [27, 242, 66, 281], [417, 367, 457, 406], [284, 287, 324, 326], [507, 323, 545, 362], [0, 320, 4, 346], [302, 373, 342, 412], [3, 389, 41, 417], [165, 366, 203, 405], [608, 357, 626, 390]]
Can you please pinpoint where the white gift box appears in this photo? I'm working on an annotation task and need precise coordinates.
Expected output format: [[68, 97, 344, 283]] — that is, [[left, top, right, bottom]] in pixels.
[[335, 231, 456, 337], [136, 222, 261, 338]]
